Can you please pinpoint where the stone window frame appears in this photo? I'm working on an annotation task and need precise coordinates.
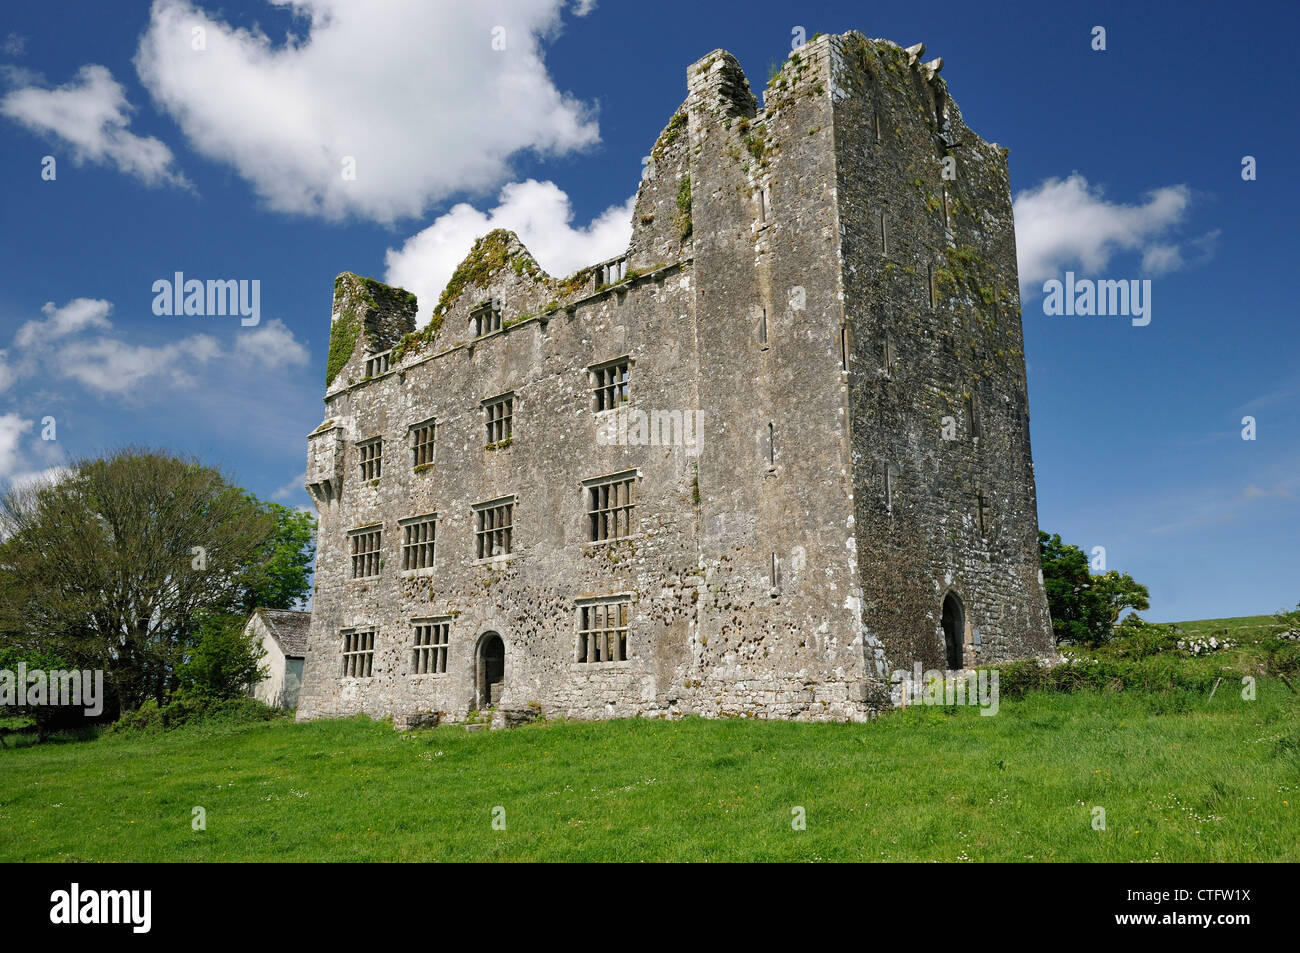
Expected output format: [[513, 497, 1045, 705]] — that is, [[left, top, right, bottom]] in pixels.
[[589, 355, 631, 412], [471, 299, 502, 337], [482, 391, 514, 447], [410, 617, 451, 676], [409, 417, 437, 469], [340, 627, 377, 678], [348, 523, 383, 579], [399, 513, 438, 574], [574, 594, 633, 665], [472, 494, 516, 562], [357, 436, 383, 482], [363, 350, 391, 378], [597, 257, 627, 287], [582, 468, 639, 545]]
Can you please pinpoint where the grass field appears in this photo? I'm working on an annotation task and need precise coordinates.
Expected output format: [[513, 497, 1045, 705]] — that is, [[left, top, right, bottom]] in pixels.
[[2, 678, 1297, 862], [1164, 614, 1289, 642]]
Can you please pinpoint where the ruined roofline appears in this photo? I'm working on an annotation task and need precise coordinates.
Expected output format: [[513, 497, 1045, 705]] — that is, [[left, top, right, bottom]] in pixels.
[[324, 30, 991, 391], [323, 259, 691, 401]]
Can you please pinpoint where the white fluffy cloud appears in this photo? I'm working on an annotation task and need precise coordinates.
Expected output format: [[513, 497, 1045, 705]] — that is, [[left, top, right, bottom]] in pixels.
[[0, 64, 189, 188], [134, 0, 600, 222], [234, 318, 310, 368], [1, 297, 309, 397], [1013, 173, 1194, 289], [384, 179, 634, 324], [0, 413, 34, 482], [14, 298, 113, 350], [0, 414, 70, 493], [57, 334, 222, 393]]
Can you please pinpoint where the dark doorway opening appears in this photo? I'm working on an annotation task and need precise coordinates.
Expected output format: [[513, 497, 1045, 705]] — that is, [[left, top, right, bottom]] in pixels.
[[476, 632, 505, 708], [941, 593, 964, 670]]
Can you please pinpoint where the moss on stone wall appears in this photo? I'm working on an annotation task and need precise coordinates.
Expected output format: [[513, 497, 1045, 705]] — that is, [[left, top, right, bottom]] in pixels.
[[651, 111, 688, 162], [327, 273, 418, 377], [433, 229, 513, 318], [677, 174, 693, 240], [325, 275, 378, 387], [556, 266, 595, 299]]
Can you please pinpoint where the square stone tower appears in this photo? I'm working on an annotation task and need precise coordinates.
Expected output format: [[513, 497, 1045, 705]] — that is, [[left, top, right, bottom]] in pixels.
[[294, 32, 1054, 727]]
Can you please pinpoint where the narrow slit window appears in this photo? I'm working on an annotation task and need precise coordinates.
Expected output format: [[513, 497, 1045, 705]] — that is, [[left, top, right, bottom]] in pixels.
[[840, 326, 850, 371], [884, 463, 894, 512], [880, 209, 888, 256], [767, 423, 775, 467], [976, 492, 990, 535], [966, 394, 981, 440], [759, 306, 768, 345], [874, 111, 882, 142]]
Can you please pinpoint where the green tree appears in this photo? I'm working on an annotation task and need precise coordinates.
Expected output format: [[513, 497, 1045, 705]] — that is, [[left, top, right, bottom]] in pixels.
[[0, 449, 315, 713], [239, 502, 316, 613], [175, 611, 267, 700], [1038, 531, 1149, 647]]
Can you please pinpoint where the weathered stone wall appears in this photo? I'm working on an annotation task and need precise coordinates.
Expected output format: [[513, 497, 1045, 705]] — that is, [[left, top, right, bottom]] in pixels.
[[295, 30, 1052, 728], [825, 33, 1054, 672]]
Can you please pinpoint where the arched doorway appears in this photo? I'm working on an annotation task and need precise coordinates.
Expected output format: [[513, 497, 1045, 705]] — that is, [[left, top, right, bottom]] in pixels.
[[475, 632, 505, 708], [941, 592, 965, 670]]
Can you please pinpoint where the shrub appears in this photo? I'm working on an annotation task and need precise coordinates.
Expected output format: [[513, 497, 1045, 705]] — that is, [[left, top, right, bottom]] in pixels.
[[991, 654, 1219, 700], [110, 694, 284, 734], [1106, 617, 1181, 659]]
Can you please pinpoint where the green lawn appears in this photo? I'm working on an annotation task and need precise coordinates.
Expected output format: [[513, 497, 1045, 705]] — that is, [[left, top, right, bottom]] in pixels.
[[2, 680, 1296, 862]]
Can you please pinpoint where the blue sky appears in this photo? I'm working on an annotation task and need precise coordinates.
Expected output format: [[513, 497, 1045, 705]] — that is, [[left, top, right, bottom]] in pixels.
[[0, 0, 1295, 623]]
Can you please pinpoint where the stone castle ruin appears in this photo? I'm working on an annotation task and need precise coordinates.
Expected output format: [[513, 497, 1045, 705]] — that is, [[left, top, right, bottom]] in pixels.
[[295, 32, 1055, 727]]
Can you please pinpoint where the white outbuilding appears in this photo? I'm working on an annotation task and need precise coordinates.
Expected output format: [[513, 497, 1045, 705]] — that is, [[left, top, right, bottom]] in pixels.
[[244, 608, 311, 709]]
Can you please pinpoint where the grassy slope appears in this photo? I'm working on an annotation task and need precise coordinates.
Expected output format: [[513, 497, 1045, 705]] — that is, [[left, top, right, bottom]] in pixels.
[[1164, 614, 1288, 641], [2, 683, 1296, 862]]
